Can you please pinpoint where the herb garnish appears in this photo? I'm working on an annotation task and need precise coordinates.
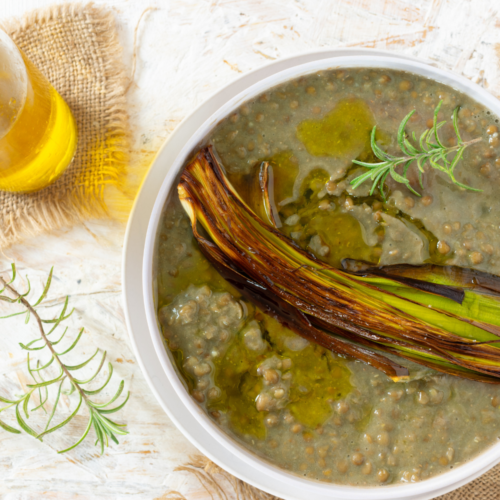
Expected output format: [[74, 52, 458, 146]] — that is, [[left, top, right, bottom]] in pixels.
[[0, 264, 129, 453], [350, 100, 482, 200]]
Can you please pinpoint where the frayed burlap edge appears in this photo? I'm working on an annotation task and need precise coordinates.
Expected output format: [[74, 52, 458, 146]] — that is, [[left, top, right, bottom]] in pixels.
[[0, 3, 130, 248]]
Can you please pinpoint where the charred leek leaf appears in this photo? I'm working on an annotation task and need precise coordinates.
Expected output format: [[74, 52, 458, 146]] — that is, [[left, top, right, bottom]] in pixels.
[[342, 259, 500, 296], [178, 147, 500, 383]]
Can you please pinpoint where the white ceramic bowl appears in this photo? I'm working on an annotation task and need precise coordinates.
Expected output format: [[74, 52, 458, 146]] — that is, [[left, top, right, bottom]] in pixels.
[[129, 49, 500, 500]]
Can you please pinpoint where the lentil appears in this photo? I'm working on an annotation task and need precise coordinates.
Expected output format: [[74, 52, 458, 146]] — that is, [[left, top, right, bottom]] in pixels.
[[470, 251, 484, 265], [377, 469, 390, 483]]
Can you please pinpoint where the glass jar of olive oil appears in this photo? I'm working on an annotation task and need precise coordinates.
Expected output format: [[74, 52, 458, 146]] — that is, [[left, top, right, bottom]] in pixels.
[[0, 29, 77, 193]]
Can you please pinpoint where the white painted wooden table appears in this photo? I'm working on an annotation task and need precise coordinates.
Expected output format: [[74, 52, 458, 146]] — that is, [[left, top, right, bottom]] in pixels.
[[1, 1, 499, 498]]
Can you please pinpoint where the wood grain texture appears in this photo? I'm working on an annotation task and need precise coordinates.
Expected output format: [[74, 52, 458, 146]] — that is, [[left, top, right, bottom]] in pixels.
[[1, 0, 499, 498]]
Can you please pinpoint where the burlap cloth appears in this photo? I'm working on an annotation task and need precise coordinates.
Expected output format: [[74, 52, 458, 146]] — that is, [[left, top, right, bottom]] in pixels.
[[0, 3, 129, 248], [1, 4, 499, 499]]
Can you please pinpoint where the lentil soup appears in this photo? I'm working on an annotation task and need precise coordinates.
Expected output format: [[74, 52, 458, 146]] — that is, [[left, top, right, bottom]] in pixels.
[[155, 68, 500, 486]]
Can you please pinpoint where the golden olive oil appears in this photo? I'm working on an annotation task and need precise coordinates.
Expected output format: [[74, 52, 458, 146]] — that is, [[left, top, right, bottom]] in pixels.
[[296, 98, 374, 158], [206, 313, 352, 438], [0, 50, 77, 192]]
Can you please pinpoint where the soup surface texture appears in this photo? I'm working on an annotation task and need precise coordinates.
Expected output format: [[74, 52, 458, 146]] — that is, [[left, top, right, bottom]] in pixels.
[[155, 68, 500, 486]]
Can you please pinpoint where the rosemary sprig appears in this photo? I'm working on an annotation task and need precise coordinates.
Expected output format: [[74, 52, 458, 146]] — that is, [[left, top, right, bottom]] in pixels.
[[350, 100, 482, 200], [0, 264, 129, 454]]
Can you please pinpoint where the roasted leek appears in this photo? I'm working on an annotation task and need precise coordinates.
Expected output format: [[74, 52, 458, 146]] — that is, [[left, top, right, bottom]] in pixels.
[[178, 147, 500, 383]]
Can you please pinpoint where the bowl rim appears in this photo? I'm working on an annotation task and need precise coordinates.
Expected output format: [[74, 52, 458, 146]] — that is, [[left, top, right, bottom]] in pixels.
[[132, 49, 500, 500]]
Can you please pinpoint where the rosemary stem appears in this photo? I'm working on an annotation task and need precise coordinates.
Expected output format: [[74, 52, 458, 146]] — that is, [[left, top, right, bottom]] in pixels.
[[393, 137, 482, 165], [0, 275, 90, 405]]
